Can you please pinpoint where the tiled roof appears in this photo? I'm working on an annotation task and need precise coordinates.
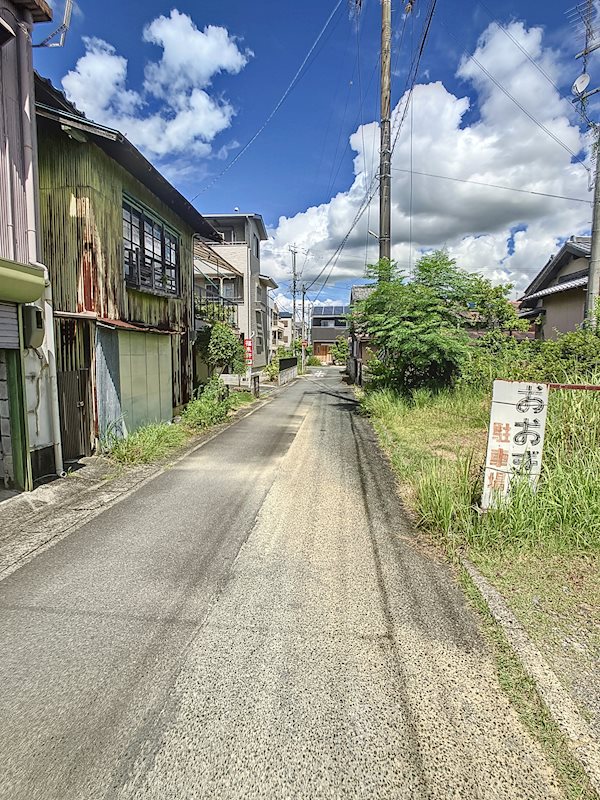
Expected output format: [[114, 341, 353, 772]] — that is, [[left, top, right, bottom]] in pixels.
[[350, 285, 376, 303], [524, 276, 588, 301]]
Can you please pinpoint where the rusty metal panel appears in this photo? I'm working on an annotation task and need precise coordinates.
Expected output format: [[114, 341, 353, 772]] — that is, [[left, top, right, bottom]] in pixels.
[[37, 121, 196, 423]]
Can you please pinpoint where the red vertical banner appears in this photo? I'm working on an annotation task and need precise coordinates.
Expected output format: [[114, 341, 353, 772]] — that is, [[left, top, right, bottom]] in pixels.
[[244, 338, 253, 366]]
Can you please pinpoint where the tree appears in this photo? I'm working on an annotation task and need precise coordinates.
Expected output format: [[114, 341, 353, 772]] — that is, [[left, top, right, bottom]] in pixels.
[[197, 322, 245, 377], [353, 250, 522, 392], [330, 336, 349, 364]]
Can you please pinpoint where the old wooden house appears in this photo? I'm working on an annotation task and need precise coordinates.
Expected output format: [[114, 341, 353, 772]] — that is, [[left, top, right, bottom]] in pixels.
[[34, 76, 219, 460]]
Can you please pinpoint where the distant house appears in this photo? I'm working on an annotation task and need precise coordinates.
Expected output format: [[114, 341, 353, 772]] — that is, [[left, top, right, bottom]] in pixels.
[[347, 285, 376, 383], [311, 305, 349, 364], [279, 311, 298, 349], [268, 299, 285, 360], [519, 236, 590, 339], [202, 214, 277, 372], [35, 75, 220, 460]]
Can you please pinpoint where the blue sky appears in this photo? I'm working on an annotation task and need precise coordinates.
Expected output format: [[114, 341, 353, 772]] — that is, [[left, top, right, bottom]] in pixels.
[[33, 1, 597, 306]]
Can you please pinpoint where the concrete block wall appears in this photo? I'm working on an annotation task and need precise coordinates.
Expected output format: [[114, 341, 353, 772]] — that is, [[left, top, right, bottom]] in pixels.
[[0, 351, 13, 485]]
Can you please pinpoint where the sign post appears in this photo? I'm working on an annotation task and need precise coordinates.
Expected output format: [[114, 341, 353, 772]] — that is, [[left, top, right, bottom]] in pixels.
[[481, 380, 549, 510]]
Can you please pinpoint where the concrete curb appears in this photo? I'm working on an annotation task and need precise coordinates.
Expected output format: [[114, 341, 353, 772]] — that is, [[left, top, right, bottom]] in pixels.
[[461, 558, 600, 795]]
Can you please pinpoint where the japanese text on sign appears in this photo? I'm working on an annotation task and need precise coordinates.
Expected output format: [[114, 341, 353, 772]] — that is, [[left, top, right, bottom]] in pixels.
[[244, 338, 253, 366], [481, 380, 548, 510]]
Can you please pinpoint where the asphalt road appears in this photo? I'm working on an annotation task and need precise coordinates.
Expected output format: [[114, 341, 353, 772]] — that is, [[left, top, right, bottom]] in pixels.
[[0, 368, 561, 799]]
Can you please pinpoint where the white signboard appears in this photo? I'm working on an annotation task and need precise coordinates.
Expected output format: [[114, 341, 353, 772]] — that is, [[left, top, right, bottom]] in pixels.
[[481, 380, 549, 510]]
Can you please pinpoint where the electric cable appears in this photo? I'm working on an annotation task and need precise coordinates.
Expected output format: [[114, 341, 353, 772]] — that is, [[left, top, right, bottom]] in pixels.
[[190, 0, 346, 199], [390, 167, 591, 203], [439, 19, 591, 177]]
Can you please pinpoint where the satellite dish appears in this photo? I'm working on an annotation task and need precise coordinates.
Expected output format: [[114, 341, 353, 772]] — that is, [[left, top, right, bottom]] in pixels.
[[572, 73, 591, 96]]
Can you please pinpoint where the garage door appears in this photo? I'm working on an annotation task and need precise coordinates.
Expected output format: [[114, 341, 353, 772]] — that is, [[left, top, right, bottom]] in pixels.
[[0, 303, 19, 349]]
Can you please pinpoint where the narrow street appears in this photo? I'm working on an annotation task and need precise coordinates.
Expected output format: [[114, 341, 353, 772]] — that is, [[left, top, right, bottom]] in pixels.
[[0, 369, 560, 799]]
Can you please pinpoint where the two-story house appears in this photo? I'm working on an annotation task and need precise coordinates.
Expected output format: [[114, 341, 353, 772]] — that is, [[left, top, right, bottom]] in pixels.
[[519, 236, 591, 339], [0, 0, 61, 492], [35, 75, 220, 460], [311, 305, 349, 364], [203, 214, 277, 372]]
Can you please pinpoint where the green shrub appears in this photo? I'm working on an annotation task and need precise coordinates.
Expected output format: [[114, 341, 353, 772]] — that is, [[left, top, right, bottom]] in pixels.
[[263, 359, 280, 381], [306, 355, 322, 366]]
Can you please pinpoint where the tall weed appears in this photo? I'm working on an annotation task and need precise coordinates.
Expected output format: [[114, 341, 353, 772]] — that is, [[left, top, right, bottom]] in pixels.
[[364, 373, 600, 555]]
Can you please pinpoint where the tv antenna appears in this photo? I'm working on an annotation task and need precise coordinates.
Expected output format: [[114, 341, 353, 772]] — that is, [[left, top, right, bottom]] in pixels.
[[34, 0, 74, 48]]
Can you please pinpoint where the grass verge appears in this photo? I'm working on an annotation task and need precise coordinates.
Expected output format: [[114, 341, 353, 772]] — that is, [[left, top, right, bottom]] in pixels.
[[459, 566, 597, 800], [361, 381, 600, 792], [105, 385, 257, 466], [107, 422, 188, 465]]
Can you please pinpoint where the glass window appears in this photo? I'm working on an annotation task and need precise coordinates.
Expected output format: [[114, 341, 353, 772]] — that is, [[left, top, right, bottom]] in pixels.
[[123, 199, 180, 296]]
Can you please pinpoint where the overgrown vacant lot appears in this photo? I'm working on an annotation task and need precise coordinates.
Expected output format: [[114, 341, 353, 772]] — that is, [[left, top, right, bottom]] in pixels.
[[362, 382, 600, 733]]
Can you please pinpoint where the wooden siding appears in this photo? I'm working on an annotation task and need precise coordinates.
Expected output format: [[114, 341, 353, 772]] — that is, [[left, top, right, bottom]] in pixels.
[[37, 121, 196, 406]]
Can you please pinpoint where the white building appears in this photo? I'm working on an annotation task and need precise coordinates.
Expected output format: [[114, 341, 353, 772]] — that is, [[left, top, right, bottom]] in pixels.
[[203, 214, 277, 372]]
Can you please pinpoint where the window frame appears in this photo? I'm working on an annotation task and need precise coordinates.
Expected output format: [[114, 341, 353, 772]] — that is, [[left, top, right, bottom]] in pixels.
[[123, 197, 181, 297]]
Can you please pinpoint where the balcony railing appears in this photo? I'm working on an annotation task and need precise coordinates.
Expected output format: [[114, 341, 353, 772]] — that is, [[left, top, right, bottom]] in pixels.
[[194, 290, 238, 328]]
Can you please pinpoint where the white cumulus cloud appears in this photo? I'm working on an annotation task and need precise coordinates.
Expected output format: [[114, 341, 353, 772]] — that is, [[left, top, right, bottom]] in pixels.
[[62, 10, 251, 161], [261, 21, 593, 297]]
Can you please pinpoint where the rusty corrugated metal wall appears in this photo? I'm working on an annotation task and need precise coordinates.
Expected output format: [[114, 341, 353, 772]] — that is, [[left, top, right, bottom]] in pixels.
[[37, 121, 195, 407]]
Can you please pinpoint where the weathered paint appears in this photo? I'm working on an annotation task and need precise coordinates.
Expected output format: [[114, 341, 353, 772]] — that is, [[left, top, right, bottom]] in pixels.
[[95, 325, 122, 441], [118, 331, 172, 434], [37, 121, 196, 408]]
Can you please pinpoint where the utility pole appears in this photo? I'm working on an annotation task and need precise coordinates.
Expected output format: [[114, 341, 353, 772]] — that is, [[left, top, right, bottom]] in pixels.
[[290, 245, 298, 348], [569, 0, 600, 322], [379, 0, 392, 262], [587, 141, 600, 321], [301, 285, 307, 373]]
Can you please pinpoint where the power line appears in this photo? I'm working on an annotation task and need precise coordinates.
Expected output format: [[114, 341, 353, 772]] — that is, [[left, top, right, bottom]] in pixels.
[[190, 0, 346, 200], [306, 0, 439, 297], [390, 167, 591, 203], [439, 19, 591, 177], [475, 0, 594, 129]]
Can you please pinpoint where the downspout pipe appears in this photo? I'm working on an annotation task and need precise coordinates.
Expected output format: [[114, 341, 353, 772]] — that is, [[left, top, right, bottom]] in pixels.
[[17, 11, 65, 478]]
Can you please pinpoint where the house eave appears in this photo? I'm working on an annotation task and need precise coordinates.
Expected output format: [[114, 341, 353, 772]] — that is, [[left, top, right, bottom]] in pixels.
[[0, 258, 45, 303], [34, 77, 220, 243]]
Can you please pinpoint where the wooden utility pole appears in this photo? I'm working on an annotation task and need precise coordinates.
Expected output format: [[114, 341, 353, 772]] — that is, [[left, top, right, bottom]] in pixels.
[[290, 245, 298, 345], [587, 144, 600, 321], [301, 285, 307, 372], [379, 0, 392, 262]]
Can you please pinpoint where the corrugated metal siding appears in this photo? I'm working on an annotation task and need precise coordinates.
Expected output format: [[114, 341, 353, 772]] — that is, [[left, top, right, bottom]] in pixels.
[[37, 122, 195, 405], [0, 302, 19, 349]]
